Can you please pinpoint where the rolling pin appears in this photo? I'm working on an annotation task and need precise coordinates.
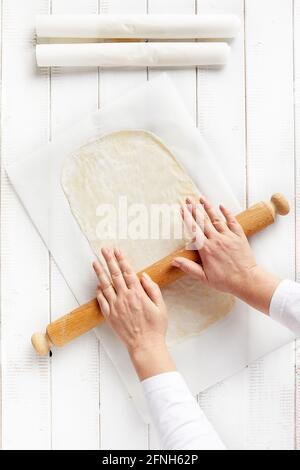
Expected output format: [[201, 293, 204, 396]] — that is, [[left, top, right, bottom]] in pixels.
[[32, 193, 289, 356]]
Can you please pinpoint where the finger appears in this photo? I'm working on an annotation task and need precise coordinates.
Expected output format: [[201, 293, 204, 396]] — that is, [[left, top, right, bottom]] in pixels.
[[101, 247, 127, 293], [200, 196, 228, 234], [186, 197, 205, 232], [185, 198, 207, 249], [185, 196, 197, 219], [172, 257, 207, 283], [219, 205, 244, 236], [197, 198, 218, 238], [96, 288, 110, 319], [141, 272, 164, 307], [114, 247, 141, 290], [181, 205, 206, 250], [93, 259, 116, 302]]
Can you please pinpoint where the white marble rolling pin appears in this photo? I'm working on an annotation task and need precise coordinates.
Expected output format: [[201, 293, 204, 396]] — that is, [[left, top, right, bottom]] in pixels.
[[36, 14, 240, 39], [36, 42, 230, 67]]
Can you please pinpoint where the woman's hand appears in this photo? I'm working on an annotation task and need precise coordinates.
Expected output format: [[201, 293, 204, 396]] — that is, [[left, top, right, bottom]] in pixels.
[[173, 196, 280, 314], [93, 247, 175, 381]]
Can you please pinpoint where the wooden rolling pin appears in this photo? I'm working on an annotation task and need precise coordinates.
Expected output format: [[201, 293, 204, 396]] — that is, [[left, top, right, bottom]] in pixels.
[[32, 193, 289, 356]]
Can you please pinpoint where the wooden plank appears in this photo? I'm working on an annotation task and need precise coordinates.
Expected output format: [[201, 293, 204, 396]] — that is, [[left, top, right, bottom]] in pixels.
[[148, 0, 197, 120], [196, 0, 246, 205], [99, 0, 147, 105], [0, 0, 2, 448], [295, 0, 300, 451], [196, 0, 247, 450], [1, 0, 51, 449], [98, 0, 149, 450], [244, 0, 295, 450], [147, 0, 197, 450], [49, 0, 100, 450]]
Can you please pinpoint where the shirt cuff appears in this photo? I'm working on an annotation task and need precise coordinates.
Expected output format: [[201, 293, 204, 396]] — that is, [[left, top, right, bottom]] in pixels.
[[142, 371, 188, 394], [269, 279, 300, 336]]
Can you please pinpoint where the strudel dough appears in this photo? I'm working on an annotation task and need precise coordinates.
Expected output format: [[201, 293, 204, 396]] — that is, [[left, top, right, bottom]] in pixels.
[[61, 130, 235, 345]]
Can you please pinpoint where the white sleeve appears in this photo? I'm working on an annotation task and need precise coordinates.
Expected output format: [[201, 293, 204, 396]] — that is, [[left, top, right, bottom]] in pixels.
[[142, 371, 226, 450], [269, 279, 300, 336]]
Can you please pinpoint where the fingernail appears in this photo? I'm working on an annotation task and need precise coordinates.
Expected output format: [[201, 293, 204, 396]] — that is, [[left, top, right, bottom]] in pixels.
[[142, 272, 151, 281], [114, 247, 121, 257], [172, 259, 180, 268], [186, 197, 192, 204], [105, 247, 113, 256]]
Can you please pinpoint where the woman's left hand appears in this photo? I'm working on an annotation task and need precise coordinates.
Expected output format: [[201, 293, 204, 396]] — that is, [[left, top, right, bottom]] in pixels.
[[93, 247, 175, 381]]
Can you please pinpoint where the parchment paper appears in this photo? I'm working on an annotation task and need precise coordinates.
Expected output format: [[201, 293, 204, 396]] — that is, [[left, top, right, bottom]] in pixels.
[[36, 43, 230, 68], [6, 74, 295, 421], [36, 14, 240, 39]]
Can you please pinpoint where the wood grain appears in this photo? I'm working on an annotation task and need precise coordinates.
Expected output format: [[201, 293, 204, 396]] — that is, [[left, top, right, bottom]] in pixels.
[[295, 0, 300, 451], [1, 0, 51, 449], [244, 0, 295, 450], [49, 0, 100, 450], [195, 0, 247, 450]]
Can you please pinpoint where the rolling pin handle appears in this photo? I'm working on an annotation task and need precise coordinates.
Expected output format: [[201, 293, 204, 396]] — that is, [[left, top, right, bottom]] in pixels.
[[270, 193, 290, 216], [31, 332, 52, 356]]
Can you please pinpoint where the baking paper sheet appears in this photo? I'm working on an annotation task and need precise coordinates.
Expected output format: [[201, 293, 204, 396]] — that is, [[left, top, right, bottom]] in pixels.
[[36, 14, 240, 39], [6, 74, 295, 421], [36, 42, 230, 68]]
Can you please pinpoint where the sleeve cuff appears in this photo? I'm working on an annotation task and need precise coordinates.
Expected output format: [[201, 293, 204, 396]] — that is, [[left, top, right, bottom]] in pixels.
[[142, 371, 188, 394], [269, 280, 291, 322], [269, 279, 300, 336]]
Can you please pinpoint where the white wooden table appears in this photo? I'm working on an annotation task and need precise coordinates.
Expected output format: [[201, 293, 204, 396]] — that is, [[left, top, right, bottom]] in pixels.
[[1, 0, 300, 450]]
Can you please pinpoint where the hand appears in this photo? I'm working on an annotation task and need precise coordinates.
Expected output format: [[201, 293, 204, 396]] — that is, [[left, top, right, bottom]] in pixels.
[[172, 196, 280, 314], [93, 247, 176, 381]]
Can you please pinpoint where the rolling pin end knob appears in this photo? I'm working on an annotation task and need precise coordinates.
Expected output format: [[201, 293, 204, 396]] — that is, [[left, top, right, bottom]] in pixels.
[[31, 332, 52, 356], [271, 193, 290, 216]]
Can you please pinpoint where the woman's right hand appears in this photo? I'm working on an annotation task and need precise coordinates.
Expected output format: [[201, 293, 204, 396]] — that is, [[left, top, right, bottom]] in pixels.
[[172, 196, 280, 314]]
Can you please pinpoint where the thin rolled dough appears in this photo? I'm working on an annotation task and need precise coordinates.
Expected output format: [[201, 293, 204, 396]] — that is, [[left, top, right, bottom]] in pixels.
[[61, 130, 235, 345]]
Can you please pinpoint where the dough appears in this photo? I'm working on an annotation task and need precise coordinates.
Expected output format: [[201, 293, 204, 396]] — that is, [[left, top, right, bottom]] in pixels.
[[61, 130, 235, 345]]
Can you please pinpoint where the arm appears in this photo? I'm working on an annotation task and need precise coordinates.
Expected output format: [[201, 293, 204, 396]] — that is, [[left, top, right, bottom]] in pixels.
[[142, 371, 225, 450], [93, 247, 225, 450], [173, 196, 300, 336]]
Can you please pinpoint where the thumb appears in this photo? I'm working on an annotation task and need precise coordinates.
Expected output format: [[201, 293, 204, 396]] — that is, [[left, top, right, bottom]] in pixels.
[[172, 257, 207, 283], [141, 272, 164, 306]]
